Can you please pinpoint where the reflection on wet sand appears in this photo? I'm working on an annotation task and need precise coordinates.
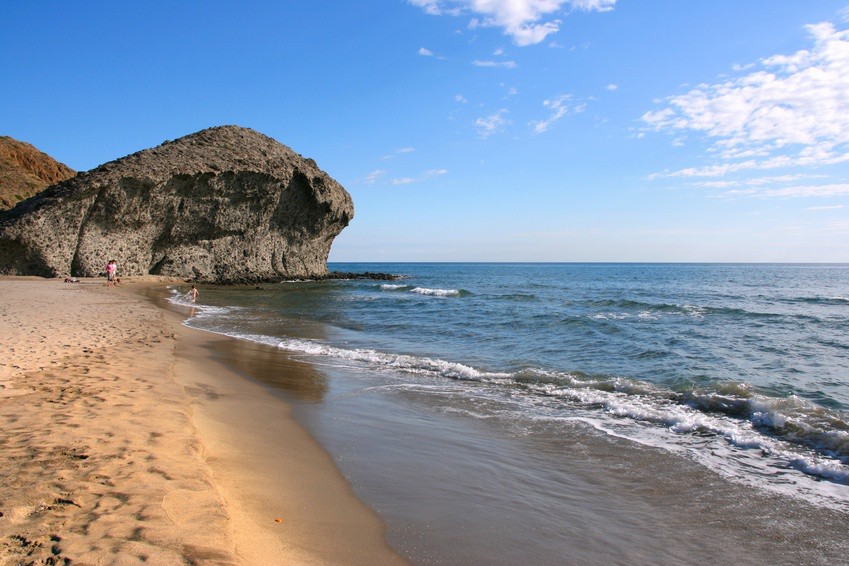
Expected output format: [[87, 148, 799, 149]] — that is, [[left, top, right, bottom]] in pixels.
[[138, 282, 329, 402], [209, 337, 329, 402]]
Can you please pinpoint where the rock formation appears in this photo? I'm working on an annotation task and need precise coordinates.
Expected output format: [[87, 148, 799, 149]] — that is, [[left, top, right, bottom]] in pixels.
[[0, 136, 76, 210], [0, 126, 353, 283]]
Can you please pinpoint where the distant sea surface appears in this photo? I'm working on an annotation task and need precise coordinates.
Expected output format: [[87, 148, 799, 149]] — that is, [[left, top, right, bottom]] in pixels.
[[170, 263, 849, 564]]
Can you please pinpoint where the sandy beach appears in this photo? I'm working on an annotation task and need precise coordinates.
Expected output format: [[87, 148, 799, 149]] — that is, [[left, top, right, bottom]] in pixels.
[[0, 277, 405, 565]]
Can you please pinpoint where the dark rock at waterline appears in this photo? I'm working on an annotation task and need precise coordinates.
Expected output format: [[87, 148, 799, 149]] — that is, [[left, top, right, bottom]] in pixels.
[[309, 271, 402, 281], [0, 126, 353, 283], [189, 272, 403, 289]]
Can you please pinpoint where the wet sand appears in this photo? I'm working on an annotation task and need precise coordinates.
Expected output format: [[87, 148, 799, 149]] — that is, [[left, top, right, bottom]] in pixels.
[[268, 355, 849, 565], [0, 277, 405, 564]]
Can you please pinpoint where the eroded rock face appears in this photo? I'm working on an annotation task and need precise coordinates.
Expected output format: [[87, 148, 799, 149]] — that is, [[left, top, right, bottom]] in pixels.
[[0, 126, 353, 283], [0, 136, 76, 210]]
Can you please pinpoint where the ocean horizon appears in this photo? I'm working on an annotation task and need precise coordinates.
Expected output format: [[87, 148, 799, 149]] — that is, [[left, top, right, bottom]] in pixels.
[[168, 262, 849, 563]]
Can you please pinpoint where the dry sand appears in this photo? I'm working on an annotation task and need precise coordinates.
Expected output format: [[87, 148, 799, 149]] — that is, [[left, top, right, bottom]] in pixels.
[[0, 277, 406, 565]]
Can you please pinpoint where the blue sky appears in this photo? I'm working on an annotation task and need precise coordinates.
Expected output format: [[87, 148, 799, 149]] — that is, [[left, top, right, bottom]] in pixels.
[[4, 1, 849, 262]]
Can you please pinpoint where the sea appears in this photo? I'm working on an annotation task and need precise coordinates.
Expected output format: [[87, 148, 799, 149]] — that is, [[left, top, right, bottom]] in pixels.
[[168, 263, 849, 564]]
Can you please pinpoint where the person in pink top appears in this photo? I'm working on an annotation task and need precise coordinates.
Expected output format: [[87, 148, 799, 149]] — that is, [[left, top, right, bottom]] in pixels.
[[105, 260, 117, 286]]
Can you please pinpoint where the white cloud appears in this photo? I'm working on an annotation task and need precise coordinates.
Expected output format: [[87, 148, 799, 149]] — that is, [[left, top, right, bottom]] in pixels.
[[808, 204, 844, 210], [670, 172, 849, 200], [530, 94, 584, 133], [419, 47, 434, 56], [476, 108, 511, 138], [731, 62, 755, 72], [364, 169, 387, 184], [455, 94, 469, 103], [408, 0, 616, 46], [473, 59, 517, 68], [690, 173, 828, 189], [390, 169, 448, 185], [409, 0, 460, 16], [606, 83, 618, 91], [569, 0, 616, 11], [649, 152, 849, 180], [725, 183, 849, 198], [643, 21, 849, 178], [380, 147, 417, 160]]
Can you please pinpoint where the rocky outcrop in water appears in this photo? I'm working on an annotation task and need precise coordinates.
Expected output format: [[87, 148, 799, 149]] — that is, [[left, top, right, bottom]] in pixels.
[[0, 126, 353, 283]]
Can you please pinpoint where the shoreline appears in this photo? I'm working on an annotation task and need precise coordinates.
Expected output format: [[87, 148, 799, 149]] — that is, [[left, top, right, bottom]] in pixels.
[[0, 276, 405, 564], [169, 265, 849, 564]]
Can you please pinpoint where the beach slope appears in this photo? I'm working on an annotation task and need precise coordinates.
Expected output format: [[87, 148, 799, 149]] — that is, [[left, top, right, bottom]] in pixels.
[[0, 278, 404, 564]]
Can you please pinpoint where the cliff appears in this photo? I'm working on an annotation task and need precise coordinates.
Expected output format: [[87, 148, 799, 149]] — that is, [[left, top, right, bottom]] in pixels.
[[0, 126, 353, 283], [0, 136, 76, 210]]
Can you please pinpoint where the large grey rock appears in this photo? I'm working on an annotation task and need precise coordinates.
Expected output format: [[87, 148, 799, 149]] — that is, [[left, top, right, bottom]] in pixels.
[[0, 126, 353, 283]]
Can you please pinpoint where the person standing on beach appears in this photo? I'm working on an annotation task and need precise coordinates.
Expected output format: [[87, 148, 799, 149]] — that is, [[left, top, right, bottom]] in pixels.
[[105, 260, 117, 286], [188, 285, 199, 303]]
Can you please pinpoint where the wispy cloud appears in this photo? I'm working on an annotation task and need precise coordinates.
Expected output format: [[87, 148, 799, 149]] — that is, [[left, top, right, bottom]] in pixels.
[[408, 0, 460, 16], [419, 46, 447, 59], [808, 204, 844, 210], [364, 169, 387, 184], [643, 21, 849, 179], [501, 83, 519, 98], [731, 62, 755, 72], [476, 108, 511, 138], [674, 173, 849, 200], [390, 169, 449, 185], [690, 174, 828, 189], [408, 0, 616, 46], [606, 83, 618, 91], [473, 59, 517, 69], [380, 147, 416, 160], [569, 0, 616, 11], [530, 94, 585, 133], [723, 183, 849, 199], [649, 153, 849, 180]]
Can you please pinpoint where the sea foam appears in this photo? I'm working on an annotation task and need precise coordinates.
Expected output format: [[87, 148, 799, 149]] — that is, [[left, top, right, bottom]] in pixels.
[[171, 263, 849, 513], [379, 284, 462, 297], [411, 287, 462, 297], [197, 323, 849, 488]]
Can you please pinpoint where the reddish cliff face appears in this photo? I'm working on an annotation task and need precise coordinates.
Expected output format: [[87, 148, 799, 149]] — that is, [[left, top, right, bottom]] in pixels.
[[0, 126, 353, 283], [0, 136, 76, 210]]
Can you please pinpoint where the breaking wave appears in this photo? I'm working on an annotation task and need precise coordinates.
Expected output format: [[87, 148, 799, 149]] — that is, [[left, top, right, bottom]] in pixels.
[[198, 326, 849, 488], [380, 284, 467, 297]]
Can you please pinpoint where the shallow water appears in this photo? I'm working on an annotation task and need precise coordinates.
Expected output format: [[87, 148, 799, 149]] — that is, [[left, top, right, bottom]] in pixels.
[[169, 263, 849, 563]]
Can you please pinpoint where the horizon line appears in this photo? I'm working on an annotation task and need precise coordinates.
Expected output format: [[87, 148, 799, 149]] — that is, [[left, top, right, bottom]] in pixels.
[[328, 261, 849, 265]]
